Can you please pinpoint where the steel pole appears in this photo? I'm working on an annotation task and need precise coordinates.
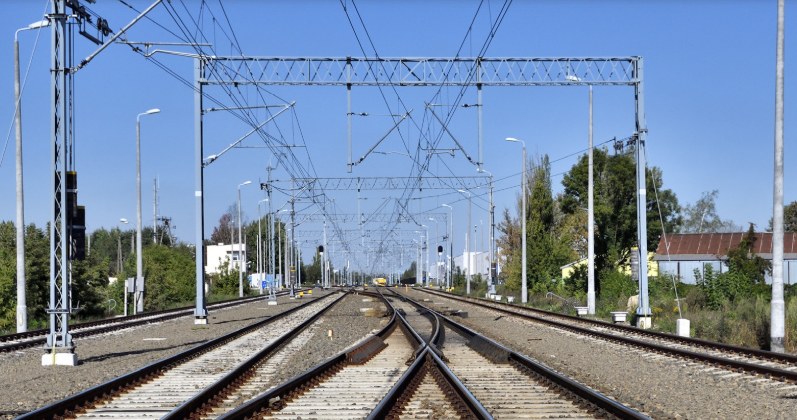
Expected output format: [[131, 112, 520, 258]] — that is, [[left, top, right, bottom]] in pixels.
[[237, 186, 243, 298], [14, 32, 27, 333], [467, 193, 472, 295], [135, 117, 143, 314], [634, 58, 652, 326], [258, 201, 262, 294], [771, 0, 786, 353], [193, 58, 208, 324], [587, 85, 596, 315], [521, 145, 528, 304]]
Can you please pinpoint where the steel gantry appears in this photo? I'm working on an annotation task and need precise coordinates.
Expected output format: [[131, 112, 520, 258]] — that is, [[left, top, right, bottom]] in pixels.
[[194, 55, 651, 326], [272, 176, 490, 191]]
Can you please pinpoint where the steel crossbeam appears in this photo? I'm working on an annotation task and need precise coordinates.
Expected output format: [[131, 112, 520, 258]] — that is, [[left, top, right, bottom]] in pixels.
[[293, 212, 447, 224], [272, 176, 491, 191], [202, 56, 638, 87]]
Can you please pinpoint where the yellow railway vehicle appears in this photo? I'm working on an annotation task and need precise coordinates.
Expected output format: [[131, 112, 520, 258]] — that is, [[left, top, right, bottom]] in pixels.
[[372, 277, 387, 286]]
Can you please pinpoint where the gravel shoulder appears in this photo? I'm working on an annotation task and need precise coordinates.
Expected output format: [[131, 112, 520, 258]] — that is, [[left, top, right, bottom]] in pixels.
[[401, 287, 797, 419], [0, 291, 335, 417], [269, 292, 390, 385]]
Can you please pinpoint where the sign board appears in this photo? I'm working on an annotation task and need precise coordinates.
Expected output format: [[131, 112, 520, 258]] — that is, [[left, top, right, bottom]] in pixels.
[[125, 277, 145, 291]]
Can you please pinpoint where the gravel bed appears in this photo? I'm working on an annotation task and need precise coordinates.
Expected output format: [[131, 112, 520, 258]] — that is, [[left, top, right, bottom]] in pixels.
[[401, 288, 797, 419], [0, 290, 335, 418], [268, 292, 390, 385]]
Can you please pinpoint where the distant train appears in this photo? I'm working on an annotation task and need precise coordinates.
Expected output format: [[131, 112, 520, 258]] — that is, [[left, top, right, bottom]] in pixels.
[[372, 277, 387, 286]]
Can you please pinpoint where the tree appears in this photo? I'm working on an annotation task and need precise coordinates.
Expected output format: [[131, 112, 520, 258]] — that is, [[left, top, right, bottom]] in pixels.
[[726, 223, 771, 285], [680, 190, 738, 233], [498, 155, 573, 294], [559, 147, 680, 287], [304, 250, 323, 284], [210, 204, 238, 245], [768, 201, 797, 232], [141, 244, 198, 309]]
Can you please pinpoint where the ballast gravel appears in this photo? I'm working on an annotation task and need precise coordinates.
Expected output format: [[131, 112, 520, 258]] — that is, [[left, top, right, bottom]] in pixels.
[[400, 287, 797, 419], [0, 289, 386, 418]]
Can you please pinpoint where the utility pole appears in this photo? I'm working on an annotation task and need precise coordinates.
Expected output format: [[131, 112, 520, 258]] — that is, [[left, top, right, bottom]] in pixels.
[[45, 0, 76, 366], [323, 217, 328, 288], [633, 58, 652, 328], [289, 180, 296, 298], [153, 178, 158, 245], [771, 0, 786, 353], [587, 85, 596, 315], [15, 19, 50, 333]]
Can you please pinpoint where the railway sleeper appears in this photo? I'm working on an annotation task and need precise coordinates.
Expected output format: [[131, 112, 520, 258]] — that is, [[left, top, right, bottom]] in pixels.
[[466, 334, 510, 364], [509, 358, 610, 418], [347, 336, 388, 365]]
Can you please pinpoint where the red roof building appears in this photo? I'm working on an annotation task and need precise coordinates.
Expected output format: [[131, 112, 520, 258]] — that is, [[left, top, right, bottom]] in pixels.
[[654, 232, 797, 284]]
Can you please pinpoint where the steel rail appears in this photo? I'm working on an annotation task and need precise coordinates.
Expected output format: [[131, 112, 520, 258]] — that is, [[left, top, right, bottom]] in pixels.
[[426, 288, 797, 364], [420, 288, 797, 382], [164, 291, 348, 418], [407, 293, 649, 419], [18, 292, 334, 420], [370, 289, 489, 419], [0, 289, 305, 352], [219, 290, 398, 419]]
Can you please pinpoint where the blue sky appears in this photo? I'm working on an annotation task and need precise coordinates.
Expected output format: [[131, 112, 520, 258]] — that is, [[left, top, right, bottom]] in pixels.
[[0, 0, 794, 273]]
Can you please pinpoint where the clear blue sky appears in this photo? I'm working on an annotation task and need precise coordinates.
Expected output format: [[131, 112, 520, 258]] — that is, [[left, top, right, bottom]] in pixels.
[[0, 0, 794, 273]]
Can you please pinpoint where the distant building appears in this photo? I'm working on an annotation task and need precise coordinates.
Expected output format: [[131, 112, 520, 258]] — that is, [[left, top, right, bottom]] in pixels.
[[205, 243, 247, 275], [454, 251, 490, 277], [560, 252, 658, 280], [654, 232, 797, 284]]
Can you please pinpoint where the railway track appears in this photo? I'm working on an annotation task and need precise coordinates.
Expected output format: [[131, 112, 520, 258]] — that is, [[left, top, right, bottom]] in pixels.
[[0, 290, 305, 353], [19, 292, 342, 420], [23, 288, 643, 419], [383, 295, 435, 343], [381, 290, 645, 419], [220, 292, 414, 419], [414, 287, 797, 384]]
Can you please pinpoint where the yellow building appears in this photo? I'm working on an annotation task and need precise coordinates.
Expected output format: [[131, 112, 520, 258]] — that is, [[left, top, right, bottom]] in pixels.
[[560, 252, 658, 279]]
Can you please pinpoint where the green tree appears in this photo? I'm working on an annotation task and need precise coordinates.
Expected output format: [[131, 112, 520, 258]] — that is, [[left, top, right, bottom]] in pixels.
[[559, 148, 680, 278], [499, 155, 573, 294], [304, 250, 323, 284], [207, 257, 239, 297], [768, 201, 797, 232], [726, 224, 771, 285], [140, 244, 197, 310], [0, 222, 53, 330]]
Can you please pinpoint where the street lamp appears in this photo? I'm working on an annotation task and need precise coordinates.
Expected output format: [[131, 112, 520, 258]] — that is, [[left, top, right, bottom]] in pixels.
[[421, 224, 429, 286], [237, 180, 252, 297], [135, 108, 160, 314], [119, 218, 129, 316], [567, 75, 596, 315], [505, 137, 527, 304], [457, 189, 472, 295], [429, 217, 439, 286], [441, 204, 453, 289], [14, 18, 50, 333]]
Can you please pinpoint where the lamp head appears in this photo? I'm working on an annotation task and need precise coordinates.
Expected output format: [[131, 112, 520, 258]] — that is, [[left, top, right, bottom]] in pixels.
[[120, 218, 128, 224], [28, 19, 50, 30], [505, 137, 519, 143], [144, 108, 160, 115], [239, 180, 252, 187]]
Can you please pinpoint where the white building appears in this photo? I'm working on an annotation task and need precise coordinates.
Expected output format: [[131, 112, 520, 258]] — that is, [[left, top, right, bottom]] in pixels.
[[454, 251, 490, 277], [205, 243, 247, 275]]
